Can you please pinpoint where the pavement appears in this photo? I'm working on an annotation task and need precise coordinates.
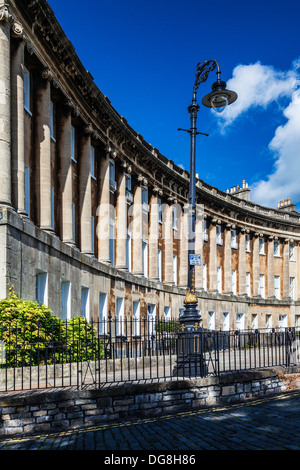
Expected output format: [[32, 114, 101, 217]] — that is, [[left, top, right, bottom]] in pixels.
[[1, 389, 300, 452]]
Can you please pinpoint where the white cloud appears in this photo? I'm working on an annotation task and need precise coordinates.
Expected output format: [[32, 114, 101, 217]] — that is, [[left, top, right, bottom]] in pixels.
[[219, 61, 299, 129], [216, 60, 300, 208]]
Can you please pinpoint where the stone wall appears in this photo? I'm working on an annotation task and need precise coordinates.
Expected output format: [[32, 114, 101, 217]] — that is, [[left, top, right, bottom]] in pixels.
[[1, 366, 299, 437]]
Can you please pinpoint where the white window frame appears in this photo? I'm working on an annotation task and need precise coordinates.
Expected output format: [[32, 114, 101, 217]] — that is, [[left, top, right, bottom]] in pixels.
[[259, 274, 265, 298], [142, 186, 149, 212], [142, 238, 148, 277], [266, 314, 272, 332], [290, 277, 295, 300], [223, 312, 230, 331], [246, 272, 251, 297], [99, 292, 108, 334], [231, 229, 238, 249], [259, 238, 265, 255], [132, 301, 141, 336], [217, 266, 222, 293], [252, 314, 258, 331], [61, 280, 71, 320], [36, 271, 48, 306], [71, 125, 76, 162], [24, 66, 31, 114], [164, 306, 171, 322], [279, 314, 287, 332], [274, 241, 280, 257], [158, 249, 162, 281], [232, 269, 237, 295], [216, 225, 222, 245], [289, 243, 295, 260], [173, 254, 177, 285], [274, 275, 280, 300], [245, 234, 251, 252], [109, 218, 115, 267], [116, 297, 125, 336], [208, 311, 215, 331], [158, 198, 162, 223], [203, 220, 208, 242], [91, 146, 96, 179], [202, 263, 207, 291], [126, 230, 132, 272], [81, 286, 90, 321], [236, 313, 245, 331], [147, 304, 156, 337], [109, 159, 116, 191], [25, 165, 30, 217]]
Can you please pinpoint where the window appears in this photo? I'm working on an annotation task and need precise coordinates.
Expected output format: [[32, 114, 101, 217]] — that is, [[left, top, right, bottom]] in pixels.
[[290, 277, 295, 300], [91, 216, 95, 253], [109, 160, 116, 191], [126, 230, 132, 272], [279, 314, 287, 332], [216, 225, 222, 245], [246, 272, 251, 297], [158, 199, 162, 223], [217, 266, 222, 293], [25, 166, 30, 217], [90, 147, 96, 179], [245, 234, 251, 252], [223, 312, 230, 331], [208, 311, 215, 330], [259, 274, 265, 298], [142, 238, 148, 277], [172, 207, 178, 230], [266, 314, 272, 332], [147, 304, 156, 338], [252, 314, 258, 331], [232, 269, 237, 295], [36, 272, 48, 306], [24, 66, 31, 113], [50, 101, 56, 141], [51, 186, 55, 229], [72, 203, 76, 243], [236, 313, 245, 331], [231, 230, 238, 249], [179, 308, 185, 317], [125, 173, 131, 191], [274, 275, 280, 300], [109, 218, 115, 266], [158, 249, 162, 281], [142, 186, 149, 211], [296, 315, 300, 332], [99, 293, 107, 334], [173, 255, 177, 285], [116, 297, 124, 336], [289, 243, 295, 260], [202, 263, 207, 291], [164, 306, 171, 321], [61, 280, 71, 320], [81, 287, 90, 321], [203, 220, 208, 241], [274, 241, 280, 257], [71, 126, 76, 162], [132, 301, 140, 336], [259, 238, 265, 255]]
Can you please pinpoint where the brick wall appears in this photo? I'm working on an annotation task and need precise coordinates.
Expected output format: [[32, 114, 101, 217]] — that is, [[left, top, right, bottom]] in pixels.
[[0, 367, 299, 437]]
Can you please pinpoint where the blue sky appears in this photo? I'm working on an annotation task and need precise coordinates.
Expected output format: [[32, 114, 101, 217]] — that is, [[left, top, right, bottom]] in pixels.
[[47, 0, 300, 209]]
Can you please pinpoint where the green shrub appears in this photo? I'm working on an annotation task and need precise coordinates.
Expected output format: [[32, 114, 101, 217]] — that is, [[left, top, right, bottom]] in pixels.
[[0, 288, 104, 367]]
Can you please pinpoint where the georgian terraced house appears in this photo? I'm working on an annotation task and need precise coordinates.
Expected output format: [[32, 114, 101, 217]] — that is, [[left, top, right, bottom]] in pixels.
[[1, 0, 300, 332]]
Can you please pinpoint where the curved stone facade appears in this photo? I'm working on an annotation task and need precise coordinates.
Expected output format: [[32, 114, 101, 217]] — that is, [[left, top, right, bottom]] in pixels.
[[1, 0, 300, 331]]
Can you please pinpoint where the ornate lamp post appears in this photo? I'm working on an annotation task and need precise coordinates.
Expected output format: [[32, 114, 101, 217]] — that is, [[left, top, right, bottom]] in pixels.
[[175, 60, 237, 377]]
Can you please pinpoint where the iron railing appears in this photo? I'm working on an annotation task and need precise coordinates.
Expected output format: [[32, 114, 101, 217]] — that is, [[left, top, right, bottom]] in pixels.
[[0, 318, 299, 392]]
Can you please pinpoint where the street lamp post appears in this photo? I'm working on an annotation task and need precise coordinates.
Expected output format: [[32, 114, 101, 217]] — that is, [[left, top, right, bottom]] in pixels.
[[174, 60, 237, 377]]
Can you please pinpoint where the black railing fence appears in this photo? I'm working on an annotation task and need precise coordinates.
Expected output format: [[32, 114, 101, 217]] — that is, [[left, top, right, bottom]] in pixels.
[[0, 317, 299, 392]]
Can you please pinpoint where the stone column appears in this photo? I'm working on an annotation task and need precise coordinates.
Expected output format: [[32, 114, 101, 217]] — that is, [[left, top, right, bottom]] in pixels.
[[163, 201, 173, 284], [79, 125, 93, 254], [179, 205, 189, 287], [132, 181, 143, 275], [283, 239, 290, 299], [224, 224, 232, 294], [253, 233, 260, 297], [0, 6, 12, 207], [11, 33, 27, 215], [97, 149, 112, 263], [238, 229, 247, 296], [148, 189, 160, 280], [209, 219, 218, 292], [35, 69, 52, 230], [115, 170, 127, 270], [57, 103, 74, 244], [267, 235, 275, 298]]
